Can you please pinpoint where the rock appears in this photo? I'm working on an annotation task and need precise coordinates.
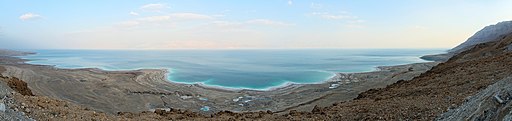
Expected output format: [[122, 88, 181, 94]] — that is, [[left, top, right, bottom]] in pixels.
[[494, 94, 505, 104], [436, 77, 512, 121], [180, 96, 192, 100], [0, 103, 5, 112], [154, 109, 166, 115], [506, 44, 512, 51], [311, 105, 322, 113]]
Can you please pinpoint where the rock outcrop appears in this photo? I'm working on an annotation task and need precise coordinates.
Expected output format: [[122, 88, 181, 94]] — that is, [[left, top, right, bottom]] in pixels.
[[436, 77, 512, 121], [0, 76, 34, 96]]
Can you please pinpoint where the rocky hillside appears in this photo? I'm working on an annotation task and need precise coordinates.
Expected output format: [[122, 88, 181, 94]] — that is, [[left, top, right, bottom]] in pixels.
[[449, 21, 512, 53], [436, 28, 512, 120], [422, 20, 512, 61], [437, 77, 512, 121]]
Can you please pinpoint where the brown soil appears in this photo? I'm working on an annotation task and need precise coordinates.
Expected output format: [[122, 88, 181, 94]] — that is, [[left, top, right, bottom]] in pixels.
[[0, 76, 34, 96], [0, 66, 5, 73]]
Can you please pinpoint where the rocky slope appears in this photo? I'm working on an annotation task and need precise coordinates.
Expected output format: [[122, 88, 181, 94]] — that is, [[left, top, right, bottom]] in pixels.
[[422, 20, 512, 61], [436, 77, 512, 121], [435, 28, 512, 121], [0, 67, 35, 121], [450, 20, 512, 53]]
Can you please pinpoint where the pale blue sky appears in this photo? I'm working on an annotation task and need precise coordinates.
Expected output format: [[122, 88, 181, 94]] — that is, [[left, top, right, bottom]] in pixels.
[[0, 0, 511, 49]]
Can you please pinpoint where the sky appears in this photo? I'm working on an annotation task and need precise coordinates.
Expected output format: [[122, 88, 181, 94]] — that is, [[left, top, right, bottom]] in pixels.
[[0, 0, 511, 49]]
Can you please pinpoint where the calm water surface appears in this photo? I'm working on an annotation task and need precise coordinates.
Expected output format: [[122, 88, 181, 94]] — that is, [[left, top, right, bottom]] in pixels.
[[20, 49, 445, 90]]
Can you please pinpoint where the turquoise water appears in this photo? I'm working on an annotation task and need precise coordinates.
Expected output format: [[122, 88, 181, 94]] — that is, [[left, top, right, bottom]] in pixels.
[[19, 49, 445, 90]]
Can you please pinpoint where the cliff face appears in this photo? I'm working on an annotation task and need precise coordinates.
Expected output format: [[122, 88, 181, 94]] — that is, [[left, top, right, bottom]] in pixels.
[[449, 21, 512, 53]]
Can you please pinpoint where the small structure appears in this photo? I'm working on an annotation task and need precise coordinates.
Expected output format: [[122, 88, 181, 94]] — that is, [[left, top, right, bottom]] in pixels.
[[233, 96, 243, 102], [329, 84, 340, 89], [200, 106, 210, 111], [199, 97, 208, 101]]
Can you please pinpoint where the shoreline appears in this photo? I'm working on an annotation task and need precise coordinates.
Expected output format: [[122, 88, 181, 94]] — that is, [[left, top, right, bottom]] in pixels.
[[0, 49, 442, 114], [16, 51, 436, 92]]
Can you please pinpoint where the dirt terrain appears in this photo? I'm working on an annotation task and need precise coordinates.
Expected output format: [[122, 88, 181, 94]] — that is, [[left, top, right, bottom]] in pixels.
[[0, 50, 435, 115]]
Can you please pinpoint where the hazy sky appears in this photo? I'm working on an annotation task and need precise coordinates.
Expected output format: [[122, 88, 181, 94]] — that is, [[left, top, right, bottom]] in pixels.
[[0, 0, 511, 49]]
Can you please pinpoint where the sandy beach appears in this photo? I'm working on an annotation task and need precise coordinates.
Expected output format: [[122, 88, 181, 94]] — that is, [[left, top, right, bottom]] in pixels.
[[0, 49, 438, 114]]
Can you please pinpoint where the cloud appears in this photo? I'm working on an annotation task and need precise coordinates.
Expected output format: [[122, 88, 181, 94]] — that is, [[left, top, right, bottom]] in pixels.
[[113, 13, 214, 28], [408, 25, 428, 31], [135, 13, 213, 23], [210, 21, 244, 29], [246, 19, 294, 27], [288, 0, 293, 5], [138, 13, 213, 22], [140, 3, 168, 12], [311, 12, 357, 20], [344, 24, 365, 28], [139, 16, 171, 22], [196, 19, 292, 33], [310, 3, 323, 9], [115, 21, 140, 28], [200, 19, 293, 32], [309, 12, 366, 28], [169, 13, 214, 20], [19, 13, 42, 21], [129, 12, 139, 16]]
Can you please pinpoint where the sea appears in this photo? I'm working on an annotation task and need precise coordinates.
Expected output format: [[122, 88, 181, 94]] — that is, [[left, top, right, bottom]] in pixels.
[[19, 49, 446, 90]]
